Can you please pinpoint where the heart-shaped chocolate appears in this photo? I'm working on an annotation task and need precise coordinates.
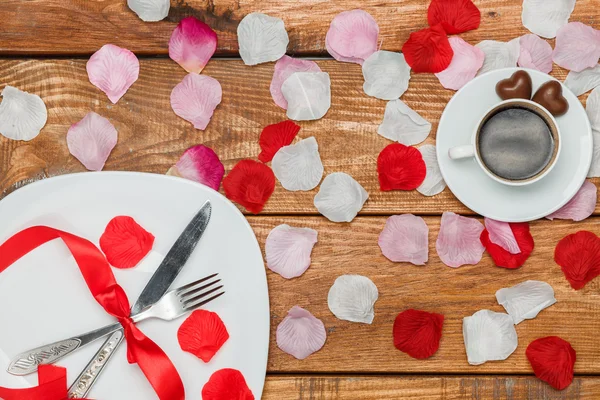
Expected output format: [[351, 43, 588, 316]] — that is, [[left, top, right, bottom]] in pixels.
[[495, 70, 533, 100], [532, 80, 569, 117]]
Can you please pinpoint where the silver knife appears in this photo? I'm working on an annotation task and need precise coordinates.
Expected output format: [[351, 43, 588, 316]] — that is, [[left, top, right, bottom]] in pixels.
[[8, 200, 212, 376]]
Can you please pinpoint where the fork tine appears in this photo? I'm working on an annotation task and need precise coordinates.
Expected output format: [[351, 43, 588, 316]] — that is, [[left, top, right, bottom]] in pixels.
[[178, 279, 221, 300], [182, 285, 224, 307], [175, 273, 218, 295], [183, 291, 225, 311]]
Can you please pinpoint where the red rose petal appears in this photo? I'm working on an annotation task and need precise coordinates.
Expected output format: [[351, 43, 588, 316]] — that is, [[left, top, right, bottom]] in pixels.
[[377, 143, 426, 191], [480, 222, 534, 269], [177, 310, 229, 363], [99, 216, 154, 269], [202, 368, 254, 400], [258, 120, 301, 163], [427, 0, 481, 35], [401, 24, 454, 73], [554, 230, 600, 290], [526, 336, 576, 390], [393, 309, 444, 359], [223, 160, 275, 214]]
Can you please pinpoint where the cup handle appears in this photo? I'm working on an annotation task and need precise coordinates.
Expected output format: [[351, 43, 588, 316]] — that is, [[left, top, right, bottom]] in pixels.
[[448, 145, 476, 160]]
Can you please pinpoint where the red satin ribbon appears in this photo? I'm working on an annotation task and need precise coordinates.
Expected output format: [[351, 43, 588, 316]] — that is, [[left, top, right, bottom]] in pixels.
[[0, 226, 185, 400]]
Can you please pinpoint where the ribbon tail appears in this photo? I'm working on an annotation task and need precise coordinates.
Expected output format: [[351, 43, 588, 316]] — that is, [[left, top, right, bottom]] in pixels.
[[0, 365, 67, 400]]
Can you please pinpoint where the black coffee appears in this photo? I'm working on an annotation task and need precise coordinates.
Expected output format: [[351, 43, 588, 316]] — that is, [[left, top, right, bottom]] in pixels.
[[477, 107, 555, 181]]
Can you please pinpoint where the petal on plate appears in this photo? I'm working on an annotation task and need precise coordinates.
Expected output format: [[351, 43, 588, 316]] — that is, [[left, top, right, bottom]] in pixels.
[[518, 34, 553, 73], [258, 120, 301, 163], [327, 274, 379, 324], [480, 222, 534, 269], [379, 214, 429, 265], [378, 99, 431, 145], [427, 0, 480, 35], [276, 306, 326, 359], [270, 56, 321, 109], [587, 86, 600, 131], [0, 86, 47, 141], [462, 310, 518, 365], [362, 51, 411, 100], [170, 73, 222, 130], [314, 172, 368, 223], [417, 144, 446, 196], [402, 24, 454, 73], [66, 111, 118, 171], [496, 280, 557, 325], [564, 64, 600, 96], [177, 309, 229, 363], [553, 22, 600, 72], [99, 216, 155, 269], [202, 369, 254, 400], [281, 72, 331, 121], [237, 12, 289, 66], [554, 230, 600, 290], [476, 39, 520, 76], [589, 129, 600, 178], [168, 17, 217, 73], [377, 143, 427, 191], [546, 180, 597, 221], [223, 160, 275, 214], [265, 224, 318, 279], [393, 309, 444, 359], [168, 145, 225, 191], [435, 37, 485, 90], [272, 136, 324, 191], [325, 10, 379, 65], [86, 44, 139, 104], [522, 0, 576, 39], [127, 0, 169, 22], [484, 218, 520, 254], [526, 336, 576, 390], [436, 212, 484, 268]]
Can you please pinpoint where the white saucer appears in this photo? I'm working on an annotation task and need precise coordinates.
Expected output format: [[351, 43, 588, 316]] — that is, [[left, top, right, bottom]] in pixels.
[[436, 67, 593, 222]]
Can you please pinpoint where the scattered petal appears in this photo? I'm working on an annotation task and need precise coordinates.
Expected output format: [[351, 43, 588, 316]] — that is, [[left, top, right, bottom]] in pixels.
[[258, 120, 301, 163], [552, 22, 600, 72], [476, 39, 520, 76], [462, 310, 518, 365], [393, 309, 444, 359], [586, 86, 600, 131], [427, 0, 480, 34], [496, 280, 557, 324], [484, 218, 520, 254], [167, 145, 224, 191], [362, 51, 411, 100], [435, 37, 485, 90], [66, 112, 118, 171], [327, 275, 379, 324], [518, 34, 553, 73], [325, 10, 379, 65], [276, 306, 326, 359], [417, 144, 446, 196], [223, 160, 275, 214], [282, 72, 331, 121], [522, 0, 576, 39], [177, 310, 229, 363], [0, 86, 47, 141], [99, 216, 155, 269], [554, 230, 600, 290], [378, 214, 429, 265], [480, 222, 534, 269], [564, 64, 600, 96], [314, 172, 368, 223], [546, 181, 597, 221], [377, 143, 427, 191], [168, 17, 217, 73], [588, 130, 600, 177], [272, 136, 324, 191], [86, 44, 139, 104], [526, 336, 576, 390], [127, 0, 169, 22], [170, 73, 222, 130], [270, 56, 321, 109], [378, 99, 431, 145], [202, 368, 254, 400], [436, 212, 485, 268], [265, 224, 318, 279], [402, 24, 454, 73], [237, 12, 289, 66]]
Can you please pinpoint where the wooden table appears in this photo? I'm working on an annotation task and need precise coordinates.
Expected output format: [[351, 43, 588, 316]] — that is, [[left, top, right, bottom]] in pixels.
[[2, 1, 600, 398]]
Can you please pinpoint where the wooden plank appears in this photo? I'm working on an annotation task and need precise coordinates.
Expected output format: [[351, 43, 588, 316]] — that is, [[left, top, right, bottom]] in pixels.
[[0, 59, 597, 215], [1, 0, 598, 55], [263, 375, 600, 399], [247, 216, 600, 374]]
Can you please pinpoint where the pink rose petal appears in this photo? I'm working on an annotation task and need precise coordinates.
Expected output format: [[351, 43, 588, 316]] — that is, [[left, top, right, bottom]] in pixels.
[[484, 218, 521, 254], [546, 180, 597, 221], [436, 212, 485, 268], [325, 10, 379, 65], [378, 214, 429, 265], [169, 17, 217, 73], [276, 306, 326, 359], [170, 73, 222, 130], [167, 145, 224, 191], [435, 36, 484, 90], [266, 224, 318, 279], [553, 22, 600, 72], [270, 56, 322, 109], [518, 34, 553, 73], [67, 112, 118, 171], [87, 44, 139, 104]]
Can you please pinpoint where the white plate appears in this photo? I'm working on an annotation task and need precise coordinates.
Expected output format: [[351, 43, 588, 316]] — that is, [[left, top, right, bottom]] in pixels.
[[0, 172, 269, 399], [436, 67, 593, 222]]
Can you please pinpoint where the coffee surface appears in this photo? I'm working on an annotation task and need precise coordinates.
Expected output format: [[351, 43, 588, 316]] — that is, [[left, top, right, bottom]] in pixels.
[[478, 107, 554, 181]]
